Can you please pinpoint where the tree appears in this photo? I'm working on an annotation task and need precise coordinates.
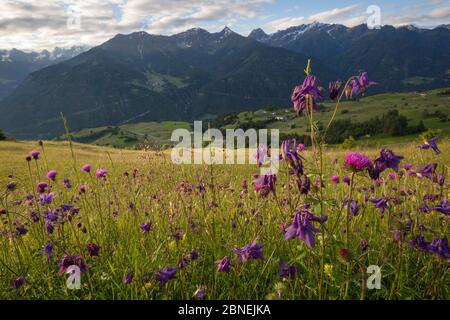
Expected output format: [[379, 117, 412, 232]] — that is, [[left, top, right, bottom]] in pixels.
[[0, 129, 5, 141]]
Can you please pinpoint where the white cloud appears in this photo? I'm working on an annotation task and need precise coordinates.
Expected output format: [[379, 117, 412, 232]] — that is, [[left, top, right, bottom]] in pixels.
[[0, 0, 272, 50]]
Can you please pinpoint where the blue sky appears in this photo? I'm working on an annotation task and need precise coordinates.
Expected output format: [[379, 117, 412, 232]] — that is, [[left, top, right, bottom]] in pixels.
[[0, 0, 449, 50]]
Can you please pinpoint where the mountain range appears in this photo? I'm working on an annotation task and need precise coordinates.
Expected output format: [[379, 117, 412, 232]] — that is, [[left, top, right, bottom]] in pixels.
[[0, 46, 88, 100], [0, 23, 448, 139]]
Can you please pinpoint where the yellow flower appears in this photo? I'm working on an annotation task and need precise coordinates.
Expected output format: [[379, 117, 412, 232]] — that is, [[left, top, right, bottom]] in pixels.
[[324, 264, 333, 278]]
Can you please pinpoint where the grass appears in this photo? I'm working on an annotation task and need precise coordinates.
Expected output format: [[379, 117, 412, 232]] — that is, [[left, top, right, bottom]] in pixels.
[[0, 138, 448, 299]]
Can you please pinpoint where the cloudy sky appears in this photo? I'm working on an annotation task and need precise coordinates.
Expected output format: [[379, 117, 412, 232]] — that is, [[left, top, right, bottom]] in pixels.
[[1, 0, 449, 51]]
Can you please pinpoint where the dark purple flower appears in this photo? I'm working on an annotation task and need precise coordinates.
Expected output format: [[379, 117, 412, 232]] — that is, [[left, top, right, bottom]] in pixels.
[[329, 81, 342, 100], [427, 237, 450, 260], [417, 163, 437, 180], [284, 210, 323, 249], [279, 261, 298, 279], [140, 222, 153, 234], [78, 184, 87, 193], [95, 169, 108, 179], [57, 254, 88, 273], [194, 286, 206, 299], [124, 271, 134, 285], [420, 136, 441, 155], [190, 249, 199, 261], [29, 150, 40, 160], [374, 149, 404, 172], [6, 181, 17, 191], [349, 72, 376, 97], [370, 197, 389, 214], [39, 192, 55, 205], [343, 176, 351, 185], [433, 198, 450, 216], [330, 175, 340, 184], [360, 239, 369, 251], [297, 175, 311, 195], [154, 266, 178, 286], [345, 152, 372, 171], [41, 242, 53, 260], [36, 181, 48, 193], [46, 170, 58, 181], [81, 164, 91, 173], [86, 243, 100, 257], [349, 200, 359, 216], [216, 256, 230, 273], [253, 174, 276, 197], [234, 240, 264, 263], [11, 276, 26, 289], [63, 178, 72, 189], [30, 211, 39, 222], [291, 75, 323, 115], [409, 236, 429, 251]]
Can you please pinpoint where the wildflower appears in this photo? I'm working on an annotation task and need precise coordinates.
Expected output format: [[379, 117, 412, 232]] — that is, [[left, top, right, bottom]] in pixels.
[[25, 155, 32, 162], [417, 163, 437, 180], [349, 72, 376, 97], [241, 179, 248, 188], [154, 266, 178, 286], [95, 169, 108, 179], [388, 172, 396, 180], [46, 170, 58, 181], [297, 175, 311, 195], [360, 239, 369, 251], [11, 276, 26, 289], [433, 198, 450, 216], [36, 181, 48, 193], [329, 81, 342, 100], [330, 175, 340, 184], [279, 261, 298, 279], [427, 237, 450, 260], [374, 149, 404, 172], [29, 150, 40, 159], [86, 243, 100, 257], [190, 250, 199, 261], [140, 222, 153, 234], [216, 256, 230, 273], [343, 176, 351, 185], [30, 211, 39, 222], [15, 224, 28, 235], [370, 197, 389, 214], [284, 210, 323, 249], [324, 264, 333, 277], [420, 136, 440, 155], [255, 144, 269, 167], [124, 271, 134, 285], [344, 152, 372, 171], [57, 254, 88, 273], [39, 192, 55, 205], [78, 184, 87, 193], [6, 181, 17, 191], [81, 164, 91, 173], [234, 240, 264, 263], [349, 200, 359, 216], [253, 174, 276, 197], [194, 286, 207, 299], [291, 75, 323, 114], [403, 163, 413, 171], [63, 178, 72, 189], [41, 243, 53, 260], [338, 248, 352, 262]]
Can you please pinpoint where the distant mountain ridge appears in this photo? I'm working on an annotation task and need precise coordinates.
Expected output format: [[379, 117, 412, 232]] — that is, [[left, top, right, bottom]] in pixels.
[[0, 23, 449, 139], [0, 46, 88, 99]]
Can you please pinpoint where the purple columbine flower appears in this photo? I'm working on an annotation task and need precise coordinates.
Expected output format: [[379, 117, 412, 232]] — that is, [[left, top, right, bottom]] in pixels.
[[409, 236, 429, 251], [29, 150, 40, 160], [194, 286, 207, 299], [57, 254, 88, 273], [349, 72, 376, 97], [417, 163, 437, 180], [6, 181, 17, 191], [95, 169, 108, 179], [81, 164, 91, 173], [86, 243, 100, 257], [234, 240, 264, 263], [124, 271, 134, 285], [420, 136, 441, 155], [427, 237, 450, 260], [291, 75, 323, 115], [279, 261, 298, 279], [190, 249, 199, 261], [433, 198, 450, 216], [39, 192, 55, 205], [140, 222, 153, 234], [374, 149, 404, 172], [297, 175, 311, 195], [284, 210, 324, 249], [328, 81, 342, 100], [46, 170, 58, 181], [154, 266, 178, 286], [255, 144, 269, 167], [253, 174, 276, 197], [370, 197, 389, 214], [41, 242, 53, 260], [344, 152, 372, 172], [11, 276, 26, 289], [63, 178, 72, 189], [216, 256, 230, 273], [349, 200, 359, 216]]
